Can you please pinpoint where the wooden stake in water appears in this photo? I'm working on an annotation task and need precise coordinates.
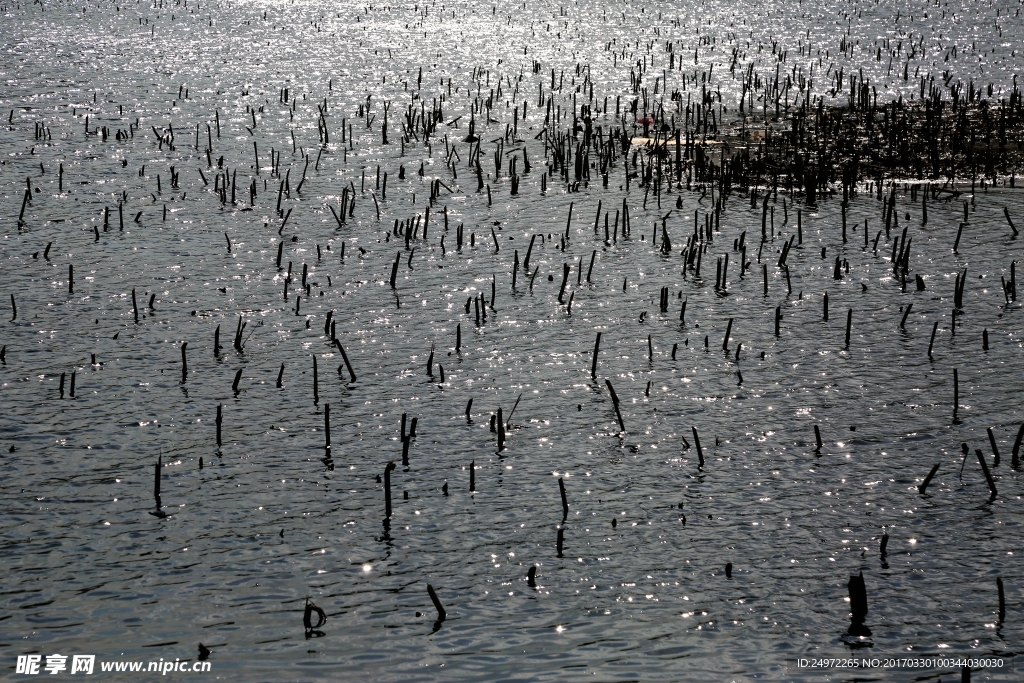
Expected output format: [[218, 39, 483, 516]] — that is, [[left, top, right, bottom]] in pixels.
[[953, 368, 959, 416], [426, 585, 447, 622], [216, 404, 222, 448], [1011, 423, 1024, 469], [384, 461, 396, 518], [591, 332, 601, 379], [605, 380, 626, 432], [559, 477, 568, 521], [692, 427, 705, 468], [987, 427, 1001, 467], [324, 403, 331, 454], [180, 341, 187, 383], [918, 463, 940, 494], [976, 449, 997, 502], [334, 340, 356, 382]]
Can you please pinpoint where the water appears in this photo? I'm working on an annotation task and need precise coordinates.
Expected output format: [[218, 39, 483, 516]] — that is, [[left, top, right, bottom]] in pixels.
[[1, 0, 1022, 680]]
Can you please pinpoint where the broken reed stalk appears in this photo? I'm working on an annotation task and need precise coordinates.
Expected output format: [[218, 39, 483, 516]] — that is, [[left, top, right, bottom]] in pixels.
[[558, 477, 568, 521], [590, 332, 601, 379], [918, 463, 940, 494], [470, 460, 475, 491], [845, 309, 852, 348], [928, 321, 938, 358], [505, 393, 523, 428], [132, 288, 139, 323]]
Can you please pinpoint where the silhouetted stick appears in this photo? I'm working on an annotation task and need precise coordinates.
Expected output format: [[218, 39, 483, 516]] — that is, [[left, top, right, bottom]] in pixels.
[[216, 404, 222, 447], [976, 449, 997, 501], [879, 533, 889, 556], [9, 294, 15, 320], [1011, 423, 1024, 469], [154, 454, 161, 500], [605, 379, 625, 432], [505, 393, 523, 428], [426, 585, 446, 622], [556, 527, 564, 557], [997, 578, 1006, 623], [928, 321, 938, 358], [814, 425, 822, 452], [722, 318, 732, 351], [918, 463, 940, 494], [132, 288, 139, 323], [692, 427, 705, 468], [324, 404, 331, 453], [591, 332, 601, 379], [987, 427, 1000, 467], [68, 265, 74, 294], [334, 339, 356, 381], [277, 363, 284, 388], [899, 303, 913, 329], [384, 461, 395, 517], [469, 460, 475, 491], [59, 372, 65, 398], [497, 407, 505, 450], [1005, 208, 1019, 236], [848, 572, 868, 627], [845, 309, 852, 348], [559, 477, 568, 521], [465, 398, 473, 420], [180, 341, 188, 382], [232, 368, 243, 394], [953, 368, 959, 416]]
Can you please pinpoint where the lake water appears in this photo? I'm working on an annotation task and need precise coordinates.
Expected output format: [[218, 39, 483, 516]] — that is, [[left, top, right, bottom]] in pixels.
[[1, 0, 1022, 680]]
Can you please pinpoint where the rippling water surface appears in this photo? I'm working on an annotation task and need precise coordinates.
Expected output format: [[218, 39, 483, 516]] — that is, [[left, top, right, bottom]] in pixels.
[[1, 0, 1022, 680]]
